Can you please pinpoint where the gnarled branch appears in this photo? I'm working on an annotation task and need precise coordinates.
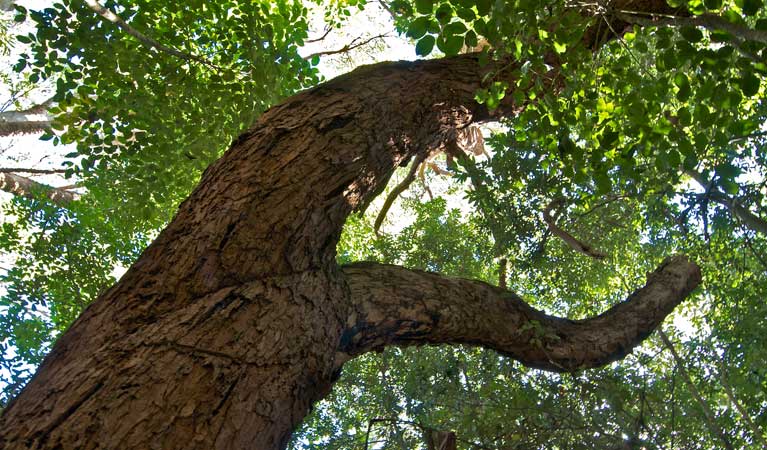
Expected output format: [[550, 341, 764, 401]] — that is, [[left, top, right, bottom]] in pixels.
[[341, 256, 701, 372]]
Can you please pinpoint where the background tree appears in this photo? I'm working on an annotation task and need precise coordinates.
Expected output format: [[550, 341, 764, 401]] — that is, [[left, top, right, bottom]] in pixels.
[[0, 0, 765, 449]]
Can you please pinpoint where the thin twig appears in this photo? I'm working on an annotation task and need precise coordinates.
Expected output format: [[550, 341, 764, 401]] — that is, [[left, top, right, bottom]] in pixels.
[[719, 354, 767, 449], [305, 33, 389, 60]]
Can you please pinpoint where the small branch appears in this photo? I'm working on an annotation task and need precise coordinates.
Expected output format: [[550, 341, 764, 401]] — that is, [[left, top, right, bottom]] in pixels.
[[0, 167, 67, 174], [730, 130, 767, 144], [373, 152, 428, 234], [0, 111, 52, 137], [305, 27, 333, 44], [0, 172, 79, 205], [305, 33, 389, 60], [543, 198, 607, 260], [658, 330, 735, 450], [84, 0, 220, 70]]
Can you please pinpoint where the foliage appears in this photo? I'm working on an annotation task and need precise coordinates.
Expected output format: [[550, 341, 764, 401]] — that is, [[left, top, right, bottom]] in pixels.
[[2, 0, 767, 448], [1, 0, 321, 405]]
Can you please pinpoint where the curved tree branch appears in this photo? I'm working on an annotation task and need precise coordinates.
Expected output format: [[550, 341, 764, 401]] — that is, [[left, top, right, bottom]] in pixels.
[[340, 256, 701, 372]]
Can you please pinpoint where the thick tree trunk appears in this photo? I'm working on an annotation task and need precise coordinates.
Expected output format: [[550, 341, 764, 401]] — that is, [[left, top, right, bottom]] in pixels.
[[0, 3, 698, 446]]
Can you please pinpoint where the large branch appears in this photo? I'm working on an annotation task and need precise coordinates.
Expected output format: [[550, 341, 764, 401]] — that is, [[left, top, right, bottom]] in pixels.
[[0, 172, 79, 205], [340, 256, 701, 372]]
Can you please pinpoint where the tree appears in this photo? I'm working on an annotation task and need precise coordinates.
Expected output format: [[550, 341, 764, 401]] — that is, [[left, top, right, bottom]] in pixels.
[[0, 0, 765, 448]]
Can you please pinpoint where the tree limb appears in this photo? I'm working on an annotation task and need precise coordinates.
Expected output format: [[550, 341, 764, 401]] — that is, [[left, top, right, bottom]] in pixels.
[[83, 0, 220, 70], [341, 256, 701, 372], [0, 167, 67, 174], [685, 168, 767, 236], [543, 198, 607, 260], [616, 11, 767, 45], [0, 172, 79, 205], [0, 110, 52, 136], [718, 355, 767, 449]]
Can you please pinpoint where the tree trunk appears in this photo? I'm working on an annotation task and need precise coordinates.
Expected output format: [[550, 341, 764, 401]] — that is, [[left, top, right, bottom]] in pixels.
[[0, 13, 699, 449]]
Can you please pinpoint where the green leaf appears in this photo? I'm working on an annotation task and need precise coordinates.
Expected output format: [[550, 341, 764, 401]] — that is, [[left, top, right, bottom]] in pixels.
[[437, 34, 464, 55], [743, 0, 763, 15], [416, 35, 436, 56], [704, 0, 722, 9], [465, 30, 478, 48], [407, 16, 430, 39], [415, 0, 434, 14], [740, 72, 760, 96], [456, 7, 475, 21], [435, 4, 453, 23], [475, 0, 491, 15], [443, 22, 467, 36], [679, 26, 703, 43]]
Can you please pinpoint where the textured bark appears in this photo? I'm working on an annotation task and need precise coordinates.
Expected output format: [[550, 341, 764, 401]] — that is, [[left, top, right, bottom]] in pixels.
[[0, 1, 697, 447], [0, 54, 497, 450]]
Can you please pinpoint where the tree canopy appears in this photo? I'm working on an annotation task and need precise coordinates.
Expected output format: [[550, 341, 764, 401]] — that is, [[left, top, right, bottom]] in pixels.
[[1, 0, 766, 448]]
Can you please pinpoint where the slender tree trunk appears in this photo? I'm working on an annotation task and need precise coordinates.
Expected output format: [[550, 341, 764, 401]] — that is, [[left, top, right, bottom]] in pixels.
[[0, 1, 698, 446]]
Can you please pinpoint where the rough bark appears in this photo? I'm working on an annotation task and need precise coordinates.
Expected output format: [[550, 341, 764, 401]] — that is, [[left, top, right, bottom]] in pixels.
[[0, 1, 698, 447]]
